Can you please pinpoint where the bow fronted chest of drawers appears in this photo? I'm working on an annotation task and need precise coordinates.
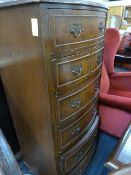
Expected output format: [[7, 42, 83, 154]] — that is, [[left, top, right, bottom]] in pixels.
[[0, 1, 108, 174]]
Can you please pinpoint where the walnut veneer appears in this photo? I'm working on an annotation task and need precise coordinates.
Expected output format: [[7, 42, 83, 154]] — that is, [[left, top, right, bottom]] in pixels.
[[0, 1, 108, 174]]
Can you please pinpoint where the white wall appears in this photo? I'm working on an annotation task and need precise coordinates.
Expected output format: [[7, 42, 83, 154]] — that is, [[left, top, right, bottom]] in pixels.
[[87, 0, 109, 3], [104, 0, 131, 7]]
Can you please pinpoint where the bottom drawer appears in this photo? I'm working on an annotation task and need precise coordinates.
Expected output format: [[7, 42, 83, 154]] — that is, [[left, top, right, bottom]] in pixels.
[[59, 116, 99, 174], [70, 140, 96, 175]]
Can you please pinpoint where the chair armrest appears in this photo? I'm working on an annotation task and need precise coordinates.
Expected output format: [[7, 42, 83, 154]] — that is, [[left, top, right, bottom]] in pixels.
[[110, 72, 131, 91], [99, 93, 131, 112], [109, 164, 131, 175]]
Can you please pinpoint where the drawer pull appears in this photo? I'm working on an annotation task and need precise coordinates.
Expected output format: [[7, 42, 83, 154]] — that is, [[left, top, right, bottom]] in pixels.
[[70, 97, 81, 109], [97, 54, 102, 64], [72, 126, 81, 136], [78, 169, 82, 175], [99, 22, 105, 33], [95, 87, 99, 91], [92, 110, 97, 116], [71, 64, 83, 76], [69, 24, 83, 38], [75, 151, 84, 161], [97, 59, 102, 64]]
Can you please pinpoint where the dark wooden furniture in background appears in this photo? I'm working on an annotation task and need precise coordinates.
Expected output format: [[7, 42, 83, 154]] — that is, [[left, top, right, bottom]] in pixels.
[[0, 129, 22, 175], [0, 128, 36, 175], [115, 54, 131, 69], [0, 78, 20, 154], [0, 1, 108, 174], [105, 124, 131, 172], [109, 164, 131, 175]]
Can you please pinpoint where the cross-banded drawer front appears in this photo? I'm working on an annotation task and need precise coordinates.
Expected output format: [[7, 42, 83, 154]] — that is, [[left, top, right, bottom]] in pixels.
[[51, 13, 106, 46], [48, 9, 106, 51], [58, 75, 100, 122], [59, 115, 99, 174], [70, 141, 96, 175], [63, 129, 97, 173], [57, 53, 91, 87], [59, 101, 97, 150], [51, 38, 104, 59], [54, 16, 105, 45], [52, 44, 103, 89]]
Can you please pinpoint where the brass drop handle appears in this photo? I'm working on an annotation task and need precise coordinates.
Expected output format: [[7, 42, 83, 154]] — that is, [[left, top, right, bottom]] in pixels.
[[71, 64, 83, 76], [97, 56, 102, 63], [97, 51, 103, 64], [97, 59, 102, 64], [95, 87, 100, 95], [92, 110, 97, 116], [70, 97, 81, 109], [75, 151, 84, 161], [69, 24, 83, 38], [71, 126, 81, 136], [99, 22, 105, 33], [95, 87, 99, 93], [78, 169, 82, 175]]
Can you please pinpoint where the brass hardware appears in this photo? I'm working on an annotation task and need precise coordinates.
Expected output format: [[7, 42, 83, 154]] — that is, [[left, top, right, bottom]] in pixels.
[[54, 91, 58, 97], [71, 64, 83, 76], [95, 85, 100, 94], [78, 169, 82, 175], [92, 110, 96, 116], [99, 22, 105, 33], [69, 24, 83, 37], [61, 156, 64, 160], [97, 51, 103, 64], [75, 151, 84, 161], [72, 126, 81, 136], [97, 60, 101, 64], [70, 97, 81, 109], [95, 87, 99, 91]]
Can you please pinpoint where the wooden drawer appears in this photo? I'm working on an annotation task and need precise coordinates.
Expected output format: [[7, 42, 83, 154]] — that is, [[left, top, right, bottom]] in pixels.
[[92, 39, 104, 53], [59, 115, 99, 174], [57, 74, 100, 123], [52, 48, 103, 88], [59, 100, 97, 151], [48, 9, 107, 52], [59, 94, 98, 129], [48, 9, 106, 49], [51, 38, 104, 59], [91, 48, 103, 71], [57, 53, 91, 87], [70, 141, 96, 175]]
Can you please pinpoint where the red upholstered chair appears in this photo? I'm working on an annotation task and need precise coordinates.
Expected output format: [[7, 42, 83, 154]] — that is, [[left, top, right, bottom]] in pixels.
[[99, 28, 131, 138]]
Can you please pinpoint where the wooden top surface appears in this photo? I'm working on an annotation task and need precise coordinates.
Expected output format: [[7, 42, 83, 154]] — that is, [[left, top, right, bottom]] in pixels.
[[0, 0, 108, 9]]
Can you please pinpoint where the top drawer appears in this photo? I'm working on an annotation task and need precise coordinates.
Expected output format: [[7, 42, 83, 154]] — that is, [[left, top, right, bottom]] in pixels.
[[47, 9, 107, 52]]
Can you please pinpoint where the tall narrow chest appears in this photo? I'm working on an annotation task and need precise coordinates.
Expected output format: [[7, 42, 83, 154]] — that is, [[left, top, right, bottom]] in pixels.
[[0, 1, 108, 174]]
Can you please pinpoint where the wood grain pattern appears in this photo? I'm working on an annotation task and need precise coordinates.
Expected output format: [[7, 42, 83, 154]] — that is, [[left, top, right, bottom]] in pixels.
[[60, 116, 98, 174], [0, 2, 107, 174], [58, 74, 100, 122], [53, 14, 106, 46], [0, 129, 22, 175], [47, 8, 107, 53], [69, 116, 99, 175], [0, 4, 56, 175], [59, 102, 97, 151]]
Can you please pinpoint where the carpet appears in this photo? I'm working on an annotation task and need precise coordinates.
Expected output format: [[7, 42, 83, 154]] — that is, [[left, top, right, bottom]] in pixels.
[[84, 131, 118, 175], [19, 131, 118, 175]]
